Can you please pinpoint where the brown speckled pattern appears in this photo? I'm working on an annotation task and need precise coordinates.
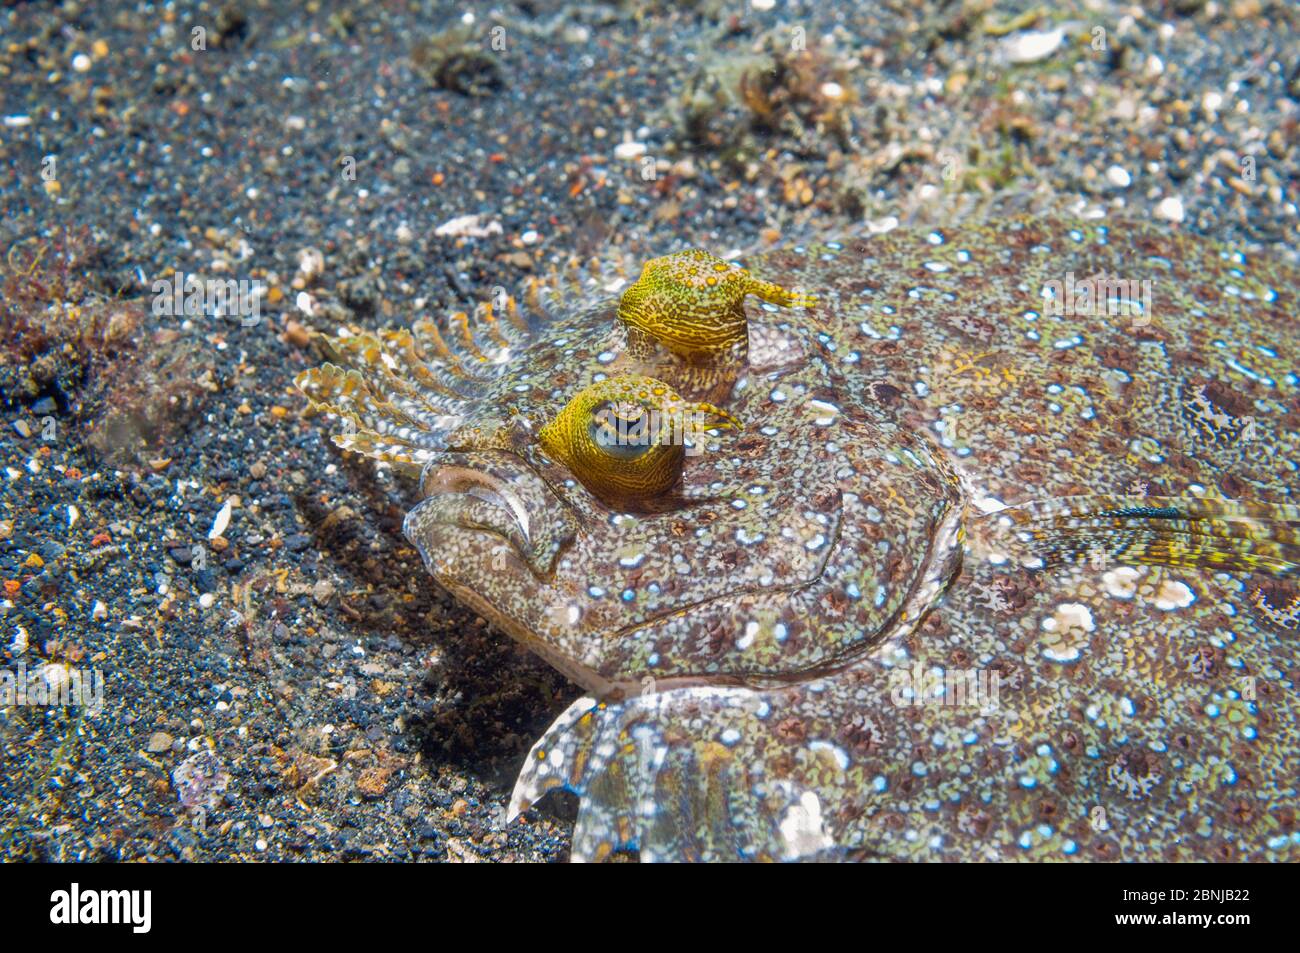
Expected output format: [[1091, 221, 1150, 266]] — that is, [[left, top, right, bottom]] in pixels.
[[299, 219, 1299, 862]]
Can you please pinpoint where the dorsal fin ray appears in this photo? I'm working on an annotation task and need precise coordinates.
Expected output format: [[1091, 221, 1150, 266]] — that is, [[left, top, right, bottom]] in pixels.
[[320, 330, 469, 416], [472, 299, 515, 349], [448, 310, 492, 368], [408, 308, 519, 390], [373, 328, 471, 404], [329, 430, 431, 477], [295, 363, 450, 472]]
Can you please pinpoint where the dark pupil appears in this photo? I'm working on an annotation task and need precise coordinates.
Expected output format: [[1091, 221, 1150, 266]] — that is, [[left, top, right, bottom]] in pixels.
[[590, 402, 654, 458], [617, 408, 648, 442]]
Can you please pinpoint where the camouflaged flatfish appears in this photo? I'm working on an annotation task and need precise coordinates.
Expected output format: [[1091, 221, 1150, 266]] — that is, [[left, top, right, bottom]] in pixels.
[[297, 218, 1300, 862]]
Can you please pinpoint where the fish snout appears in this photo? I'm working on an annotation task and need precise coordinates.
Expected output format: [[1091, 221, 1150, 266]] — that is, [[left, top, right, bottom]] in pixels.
[[403, 450, 576, 578]]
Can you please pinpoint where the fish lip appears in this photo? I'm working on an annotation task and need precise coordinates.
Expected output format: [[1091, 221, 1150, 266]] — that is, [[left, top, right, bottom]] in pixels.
[[404, 451, 575, 578], [423, 464, 534, 549], [404, 504, 550, 608]]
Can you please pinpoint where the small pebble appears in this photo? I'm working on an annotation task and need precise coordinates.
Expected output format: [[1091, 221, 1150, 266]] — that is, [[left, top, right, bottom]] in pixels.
[[434, 214, 502, 238], [1001, 29, 1064, 65], [1155, 196, 1186, 223], [284, 533, 312, 552], [312, 578, 336, 606], [296, 247, 325, 281], [1105, 165, 1132, 188], [614, 139, 647, 160], [283, 322, 310, 349], [209, 499, 233, 539]]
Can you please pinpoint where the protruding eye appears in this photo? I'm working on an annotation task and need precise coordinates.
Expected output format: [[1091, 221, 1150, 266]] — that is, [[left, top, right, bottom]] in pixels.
[[539, 374, 740, 507], [617, 248, 817, 365]]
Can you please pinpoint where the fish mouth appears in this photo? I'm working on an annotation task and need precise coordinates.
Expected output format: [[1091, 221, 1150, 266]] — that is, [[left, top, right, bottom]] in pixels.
[[403, 450, 577, 579]]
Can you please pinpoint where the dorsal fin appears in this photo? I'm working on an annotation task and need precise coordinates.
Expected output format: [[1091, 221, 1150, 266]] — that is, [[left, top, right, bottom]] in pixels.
[[296, 286, 545, 472]]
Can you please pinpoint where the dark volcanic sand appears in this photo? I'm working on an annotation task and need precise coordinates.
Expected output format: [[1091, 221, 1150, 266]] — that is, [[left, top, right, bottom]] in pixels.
[[0, 0, 1296, 861]]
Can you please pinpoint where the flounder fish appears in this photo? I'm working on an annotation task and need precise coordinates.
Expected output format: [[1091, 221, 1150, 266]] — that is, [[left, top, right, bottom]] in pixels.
[[297, 218, 1299, 861]]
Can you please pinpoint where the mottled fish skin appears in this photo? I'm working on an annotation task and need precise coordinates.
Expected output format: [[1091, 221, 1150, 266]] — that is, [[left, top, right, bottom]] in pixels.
[[299, 218, 1300, 862]]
